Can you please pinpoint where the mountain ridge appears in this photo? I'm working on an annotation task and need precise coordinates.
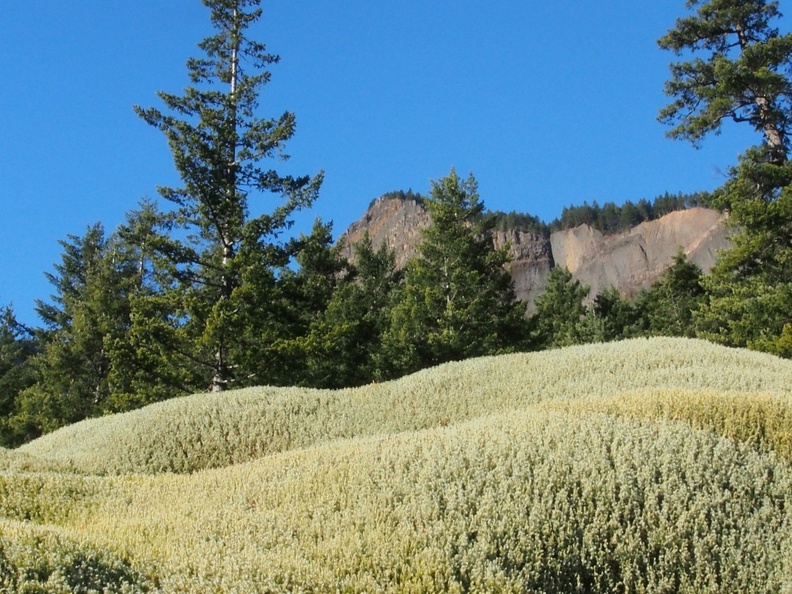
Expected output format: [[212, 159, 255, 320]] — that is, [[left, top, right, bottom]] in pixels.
[[339, 196, 731, 308]]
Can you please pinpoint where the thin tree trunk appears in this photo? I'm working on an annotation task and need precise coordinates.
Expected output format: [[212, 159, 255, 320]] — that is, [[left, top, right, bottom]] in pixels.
[[736, 24, 787, 164], [211, 6, 241, 393]]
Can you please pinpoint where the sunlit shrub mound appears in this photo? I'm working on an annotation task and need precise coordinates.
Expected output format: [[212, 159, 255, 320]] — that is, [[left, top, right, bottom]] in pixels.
[[3, 338, 792, 591], [0, 447, 73, 475], [3, 411, 792, 592], [545, 388, 792, 462], [18, 337, 792, 475]]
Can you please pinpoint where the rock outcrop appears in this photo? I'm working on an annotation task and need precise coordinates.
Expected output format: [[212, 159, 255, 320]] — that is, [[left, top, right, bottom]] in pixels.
[[338, 196, 732, 309], [339, 197, 430, 268], [550, 208, 731, 299]]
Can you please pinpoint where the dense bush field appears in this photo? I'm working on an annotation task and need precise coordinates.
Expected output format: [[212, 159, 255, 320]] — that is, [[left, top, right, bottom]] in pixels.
[[1, 337, 791, 592]]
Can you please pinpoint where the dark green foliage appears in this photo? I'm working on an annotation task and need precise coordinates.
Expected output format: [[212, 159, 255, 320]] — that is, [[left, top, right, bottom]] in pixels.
[[241, 219, 351, 387], [379, 170, 529, 378], [660, 0, 792, 356], [529, 267, 589, 349], [694, 149, 792, 354], [658, 0, 792, 165], [6, 222, 168, 440], [578, 287, 640, 344], [299, 234, 401, 387], [633, 252, 707, 338], [0, 307, 38, 447], [480, 210, 549, 235], [283, 219, 352, 329], [14, 225, 120, 436], [103, 201, 199, 409], [134, 0, 322, 392], [548, 192, 707, 234]]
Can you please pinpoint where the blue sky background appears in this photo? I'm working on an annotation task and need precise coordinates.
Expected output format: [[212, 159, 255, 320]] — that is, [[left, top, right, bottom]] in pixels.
[[0, 1, 763, 325]]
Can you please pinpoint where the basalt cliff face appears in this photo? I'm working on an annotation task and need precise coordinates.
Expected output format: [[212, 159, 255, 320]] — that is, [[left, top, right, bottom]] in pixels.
[[339, 196, 731, 310]]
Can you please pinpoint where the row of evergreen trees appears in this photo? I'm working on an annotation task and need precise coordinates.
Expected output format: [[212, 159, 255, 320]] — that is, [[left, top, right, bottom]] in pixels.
[[0, 173, 718, 447], [386, 190, 708, 237], [548, 192, 707, 235], [2, 0, 792, 447]]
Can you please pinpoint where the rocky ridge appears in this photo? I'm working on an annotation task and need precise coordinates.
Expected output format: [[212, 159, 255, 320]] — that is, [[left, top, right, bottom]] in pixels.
[[339, 196, 731, 309]]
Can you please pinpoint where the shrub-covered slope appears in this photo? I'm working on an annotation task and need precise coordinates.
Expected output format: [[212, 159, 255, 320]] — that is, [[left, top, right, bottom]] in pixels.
[[1, 337, 792, 592], [17, 337, 792, 475]]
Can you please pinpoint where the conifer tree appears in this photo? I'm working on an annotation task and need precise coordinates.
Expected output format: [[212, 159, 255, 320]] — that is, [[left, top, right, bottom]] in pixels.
[[301, 234, 401, 387], [135, 0, 322, 391], [105, 201, 199, 408], [633, 252, 706, 338], [578, 287, 638, 344], [380, 169, 528, 378], [0, 306, 38, 447], [659, 0, 792, 165], [529, 267, 588, 349], [238, 219, 350, 387], [660, 0, 792, 355], [13, 225, 134, 437]]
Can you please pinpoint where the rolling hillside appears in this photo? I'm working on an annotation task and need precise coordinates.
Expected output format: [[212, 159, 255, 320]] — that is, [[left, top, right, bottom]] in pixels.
[[1, 338, 791, 592]]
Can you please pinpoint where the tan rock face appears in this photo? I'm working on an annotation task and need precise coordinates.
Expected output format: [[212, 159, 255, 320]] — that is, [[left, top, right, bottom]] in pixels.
[[491, 228, 554, 312], [339, 197, 430, 268], [550, 208, 731, 299], [339, 197, 732, 308]]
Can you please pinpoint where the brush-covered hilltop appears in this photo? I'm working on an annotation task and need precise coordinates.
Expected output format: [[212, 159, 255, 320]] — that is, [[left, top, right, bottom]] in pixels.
[[2, 337, 792, 592], [339, 192, 731, 308]]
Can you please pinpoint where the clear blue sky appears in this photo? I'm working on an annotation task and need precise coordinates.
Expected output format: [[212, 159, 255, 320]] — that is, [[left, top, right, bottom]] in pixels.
[[0, 1, 760, 326]]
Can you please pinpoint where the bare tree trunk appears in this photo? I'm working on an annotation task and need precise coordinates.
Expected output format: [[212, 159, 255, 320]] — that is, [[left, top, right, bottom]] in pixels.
[[211, 6, 241, 393]]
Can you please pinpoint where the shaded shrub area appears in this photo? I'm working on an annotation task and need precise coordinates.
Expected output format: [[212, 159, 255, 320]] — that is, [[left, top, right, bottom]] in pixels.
[[0, 521, 153, 593]]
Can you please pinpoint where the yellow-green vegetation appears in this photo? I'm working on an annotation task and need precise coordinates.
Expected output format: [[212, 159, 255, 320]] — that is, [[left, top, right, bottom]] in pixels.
[[544, 388, 792, 462], [17, 337, 792, 475], [1, 337, 792, 592]]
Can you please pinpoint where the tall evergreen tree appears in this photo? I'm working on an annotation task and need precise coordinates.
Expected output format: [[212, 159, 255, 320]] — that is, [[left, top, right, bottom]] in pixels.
[[135, 0, 322, 392], [633, 252, 706, 338], [301, 234, 401, 387], [380, 169, 529, 378], [105, 201, 199, 409], [240, 219, 350, 387], [659, 0, 792, 165], [578, 287, 639, 344], [695, 150, 792, 354], [13, 225, 134, 437], [529, 267, 589, 349], [660, 0, 792, 355]]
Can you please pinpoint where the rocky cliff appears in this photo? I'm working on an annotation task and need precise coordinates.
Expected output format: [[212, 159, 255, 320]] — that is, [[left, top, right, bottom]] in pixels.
[[339, 196, 731, 309]]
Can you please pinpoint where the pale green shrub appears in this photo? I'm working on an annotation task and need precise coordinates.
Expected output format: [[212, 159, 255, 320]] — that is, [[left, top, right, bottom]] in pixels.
[[18, 337, 792, 475], [545, 388, 792, 461], [8, 411, 789, 593], [0, 448, 74, 474], [0, 473, 104, 526], [3, 338, 792, 591]]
